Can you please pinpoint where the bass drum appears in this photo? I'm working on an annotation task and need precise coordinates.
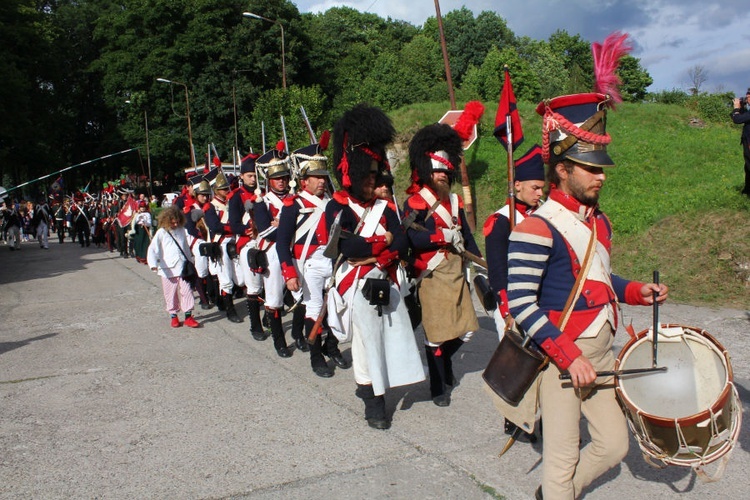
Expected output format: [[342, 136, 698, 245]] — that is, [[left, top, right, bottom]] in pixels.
[[615, 324, 741, 477]]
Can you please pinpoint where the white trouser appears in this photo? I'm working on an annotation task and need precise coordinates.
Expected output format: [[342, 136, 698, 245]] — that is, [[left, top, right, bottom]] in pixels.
[[300, 247, 331, 319], [188, 236, 210, 279], [261, 245, 284, 309], [36, 222, 49, 248], [7, 225, 21, 249]]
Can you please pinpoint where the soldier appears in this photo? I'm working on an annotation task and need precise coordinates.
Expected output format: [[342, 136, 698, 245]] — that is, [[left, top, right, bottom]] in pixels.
[[403, 123, 481, 407], [203, 169, 243, 323], [53, 200, 67, 244], [1, 198, 22, 251], [228, 153, 267, 339], [484, 145, 546, 335], [33, 197, 51, 249], [277, 138, 350, 377], [510, 92, 668, 499], [252, 143, 298, 358], [185, 178, 214, 310], [71, 194, 91, 247], [325, 104, 425, 429]]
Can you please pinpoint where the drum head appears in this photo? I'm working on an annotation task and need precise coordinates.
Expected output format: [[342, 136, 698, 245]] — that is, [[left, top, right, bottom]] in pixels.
[[618, 328, 728, 419]]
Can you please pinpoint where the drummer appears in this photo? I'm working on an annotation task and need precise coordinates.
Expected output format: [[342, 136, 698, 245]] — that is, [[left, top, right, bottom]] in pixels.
[[506, 92, 668, 500]]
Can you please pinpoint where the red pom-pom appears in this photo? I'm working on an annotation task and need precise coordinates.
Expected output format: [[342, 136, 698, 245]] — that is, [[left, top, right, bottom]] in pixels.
[[454, 101, 485, 141], [318, 130, 330, 151], [276, 140, 286, 152]]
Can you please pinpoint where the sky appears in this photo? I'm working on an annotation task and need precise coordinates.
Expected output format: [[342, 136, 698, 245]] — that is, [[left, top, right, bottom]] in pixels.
[[295, 0, 750, 96]]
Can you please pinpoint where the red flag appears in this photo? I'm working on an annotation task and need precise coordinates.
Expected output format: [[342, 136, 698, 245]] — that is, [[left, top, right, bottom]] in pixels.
[[116, 195, 138, 227], [212, 155, 221, 168], [494, 67, 524, 151]]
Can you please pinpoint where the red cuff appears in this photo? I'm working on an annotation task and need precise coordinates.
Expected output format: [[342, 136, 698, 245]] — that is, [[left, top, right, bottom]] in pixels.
[[377, 248, 399, 268], [222, 224, 232, 234], [497, 289, 510, 318], [280, 261, 298, 281], [624, 281, 649, 306], [429, 231, 447, 244], [541, 334, 582, 370], [370, 240, 388, 255]]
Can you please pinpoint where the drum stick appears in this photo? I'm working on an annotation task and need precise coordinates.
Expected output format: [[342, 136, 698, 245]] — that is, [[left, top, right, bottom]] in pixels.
[[652, 270, 659, 368], [559, 366, 667, 380]]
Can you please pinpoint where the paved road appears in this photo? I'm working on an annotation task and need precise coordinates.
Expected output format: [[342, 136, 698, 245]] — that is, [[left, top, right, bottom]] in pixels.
[[1, 239, 748, 499]]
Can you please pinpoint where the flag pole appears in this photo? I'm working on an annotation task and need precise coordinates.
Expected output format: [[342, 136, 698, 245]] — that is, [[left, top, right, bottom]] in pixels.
[[507, 113, 516, 230]]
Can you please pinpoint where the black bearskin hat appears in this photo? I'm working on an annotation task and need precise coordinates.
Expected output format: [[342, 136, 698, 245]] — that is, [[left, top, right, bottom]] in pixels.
[[333, 104, 395, 200], [408, 123, 462, 192]]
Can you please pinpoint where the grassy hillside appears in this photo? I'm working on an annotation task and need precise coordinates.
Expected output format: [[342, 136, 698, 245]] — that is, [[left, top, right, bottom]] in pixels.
[[388, 100, 750, 309]]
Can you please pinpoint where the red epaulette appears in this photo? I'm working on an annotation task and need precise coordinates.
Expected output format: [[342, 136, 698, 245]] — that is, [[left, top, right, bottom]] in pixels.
[[482, 213, 500, 237], [332, 190, 349, 205], [282, 195, 297, 207], [406, 195, 428, 210]]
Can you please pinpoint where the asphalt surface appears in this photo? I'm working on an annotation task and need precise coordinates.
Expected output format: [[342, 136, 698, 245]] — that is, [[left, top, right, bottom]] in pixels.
[[1, 238, 748, 499]]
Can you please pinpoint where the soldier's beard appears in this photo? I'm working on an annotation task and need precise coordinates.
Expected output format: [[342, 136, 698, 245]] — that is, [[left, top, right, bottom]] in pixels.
[[432, 178, 451, 200]]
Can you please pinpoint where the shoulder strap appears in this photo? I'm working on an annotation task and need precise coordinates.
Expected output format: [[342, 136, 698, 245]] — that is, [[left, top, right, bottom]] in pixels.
[[166, 230, 190, 261]]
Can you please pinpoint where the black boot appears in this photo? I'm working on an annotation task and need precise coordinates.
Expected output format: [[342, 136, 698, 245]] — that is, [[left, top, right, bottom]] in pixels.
[[292, 305, 309, 352], [425, 344, 450, 407], [196, 277, 213, 310], [246, 295, 268, 340], [356, 384, 389, 429], [324, 327, 350, 369], [268, 309, 290, 358], [306, 318, 332, 377], [213, 278, 225, 311], [223, 293, 243, 323], [440, 337, 463, 388]]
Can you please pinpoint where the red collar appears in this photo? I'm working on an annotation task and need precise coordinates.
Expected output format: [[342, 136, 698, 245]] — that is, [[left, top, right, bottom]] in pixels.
[[332, 190, 375, 208], [548, 188, 596, 221]]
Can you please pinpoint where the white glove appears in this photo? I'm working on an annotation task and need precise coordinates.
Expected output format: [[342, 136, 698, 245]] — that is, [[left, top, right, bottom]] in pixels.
[[441, 227, 465, 254]]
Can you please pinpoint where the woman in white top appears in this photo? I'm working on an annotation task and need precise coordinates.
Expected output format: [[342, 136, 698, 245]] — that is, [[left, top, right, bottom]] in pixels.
[[147, 206, 200, 328]]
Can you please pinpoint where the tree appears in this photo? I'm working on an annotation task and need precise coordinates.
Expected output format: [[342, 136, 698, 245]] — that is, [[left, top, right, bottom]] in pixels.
[[618, 55, 653, 102], [422, 8, 515, 88], [548, 30, 593, 93], [516, 37, 569, 101], [687, 65, 708, 95]]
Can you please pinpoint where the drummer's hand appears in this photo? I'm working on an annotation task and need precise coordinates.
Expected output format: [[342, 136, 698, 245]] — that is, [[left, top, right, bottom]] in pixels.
[[639, 283, 668, 304], [567, 355, 597, 388], [286, 278, 300, 292]]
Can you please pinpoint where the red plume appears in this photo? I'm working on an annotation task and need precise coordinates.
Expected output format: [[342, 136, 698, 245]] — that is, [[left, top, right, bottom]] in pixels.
[[592, 31, 632, 106], [453, 101, 485, 141], [276, 140, 286, 152], [318, 130, 330, 151]]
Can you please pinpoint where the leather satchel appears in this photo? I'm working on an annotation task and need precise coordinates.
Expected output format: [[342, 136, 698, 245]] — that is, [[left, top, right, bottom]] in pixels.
[[362, 278, 390, 316], [483, 327, 548, 405], [482, 222, 598, 406]]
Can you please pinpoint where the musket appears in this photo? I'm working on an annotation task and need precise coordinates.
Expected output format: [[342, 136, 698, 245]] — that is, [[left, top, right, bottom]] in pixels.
[[300, 106, 317, 143], [300, 105, 337, 195], [280, 115, 297, 191]]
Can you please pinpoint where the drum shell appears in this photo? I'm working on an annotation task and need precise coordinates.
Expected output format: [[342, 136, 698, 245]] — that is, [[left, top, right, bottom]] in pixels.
[[615, 324, 737, 465]]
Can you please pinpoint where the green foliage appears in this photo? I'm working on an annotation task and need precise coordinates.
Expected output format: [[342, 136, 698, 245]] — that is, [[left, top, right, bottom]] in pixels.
[[617, 55, 653, 102], [686, 92, 735, 123], [244, 85, 327, 152], [648, 88, 690, 105]]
